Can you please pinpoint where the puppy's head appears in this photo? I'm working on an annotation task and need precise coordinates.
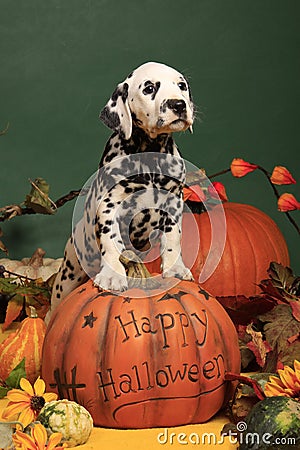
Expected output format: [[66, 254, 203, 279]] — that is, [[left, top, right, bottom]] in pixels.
[[100, 62, 194, 140]]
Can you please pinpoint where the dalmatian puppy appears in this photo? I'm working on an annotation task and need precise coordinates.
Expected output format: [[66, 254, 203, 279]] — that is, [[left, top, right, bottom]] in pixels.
[[48, 61, 195, 318]]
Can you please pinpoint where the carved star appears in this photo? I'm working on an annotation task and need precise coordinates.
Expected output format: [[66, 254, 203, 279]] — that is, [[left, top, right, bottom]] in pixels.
[[82, 311, 97, 328]]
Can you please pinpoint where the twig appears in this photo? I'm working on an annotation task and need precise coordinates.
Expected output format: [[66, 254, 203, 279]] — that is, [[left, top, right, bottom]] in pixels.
[[208, 168, 231, 178], [54, 189, 82, 208], [0, 122, 9, 136], [0, 265, 37, 282], [0, 189, 82, 223]]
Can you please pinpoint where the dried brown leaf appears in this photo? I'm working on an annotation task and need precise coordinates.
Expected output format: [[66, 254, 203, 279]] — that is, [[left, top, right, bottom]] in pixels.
[[245, 324, 272, 367], [259, 304, 300, 371]]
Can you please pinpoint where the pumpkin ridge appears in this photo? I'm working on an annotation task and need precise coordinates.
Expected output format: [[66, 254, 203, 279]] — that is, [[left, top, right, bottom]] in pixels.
[[10, 325, 30, 376], [247, 208, 274, 284], [148, 292, 157, 425], [0, 331, 18, 358], [232, 206, 258, 294], [226, 209, 243, 296], [248, 207, 288, 266], [32, 318, 46, 380], [33, 320, 40, 375], [61, 291, 99, 387], [174, 291, 203, 421], [96, 294, 116, 424]]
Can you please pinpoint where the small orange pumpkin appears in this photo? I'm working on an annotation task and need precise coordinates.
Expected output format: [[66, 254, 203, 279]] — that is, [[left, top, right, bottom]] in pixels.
[[42, 256, 240, 429], [0, 306, 46, 383]]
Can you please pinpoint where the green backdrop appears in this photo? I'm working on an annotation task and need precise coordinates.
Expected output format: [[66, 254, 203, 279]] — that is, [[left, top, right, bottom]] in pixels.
[[1, 0, 299, 273]]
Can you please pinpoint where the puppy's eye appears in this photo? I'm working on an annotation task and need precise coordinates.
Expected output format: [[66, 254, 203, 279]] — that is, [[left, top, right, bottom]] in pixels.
[[178, 82, 187, 91], [143, 84, 155, 95]]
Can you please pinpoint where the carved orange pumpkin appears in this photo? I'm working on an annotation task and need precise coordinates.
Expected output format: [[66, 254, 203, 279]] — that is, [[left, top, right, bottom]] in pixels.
[[146, 203, 290, 297], [0, 307, 46, 383], [42, 276, 240, 428]]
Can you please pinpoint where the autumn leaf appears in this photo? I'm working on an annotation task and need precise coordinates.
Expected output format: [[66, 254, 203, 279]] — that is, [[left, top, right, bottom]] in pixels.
[[238, 336, 256, 369], [259, 304, 300, 371], [264, 262, 300, 321], [258, 278, 286, 303], [2, 295, 24, 330], [287, 333, 300, 344], [290, 301, 300, 322], [245, 324, 272, 367], [24, 178, 57, 214], [225, 373, 273, 424], [267, 262, 295, 291], [0, 276, 51, 327], [216, 295, 275, 326]]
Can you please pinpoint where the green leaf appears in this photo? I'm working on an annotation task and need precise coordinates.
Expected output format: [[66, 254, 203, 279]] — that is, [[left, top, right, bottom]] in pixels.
[[0, 277, 51, 303], [0, 386, 10, 399], [0, 277, 20, 295], [24, 177, 56, 214], [5, 358, 26, 389]]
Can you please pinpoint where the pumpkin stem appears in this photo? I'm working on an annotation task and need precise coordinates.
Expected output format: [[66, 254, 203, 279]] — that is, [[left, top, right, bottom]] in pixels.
[[119, 251, 160, 289], [29, 305, 38, 318], [28, 248, 46, 268]]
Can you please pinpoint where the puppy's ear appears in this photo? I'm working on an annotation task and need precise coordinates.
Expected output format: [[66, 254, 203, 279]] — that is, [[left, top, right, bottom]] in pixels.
[[99, 82, 132, 140]]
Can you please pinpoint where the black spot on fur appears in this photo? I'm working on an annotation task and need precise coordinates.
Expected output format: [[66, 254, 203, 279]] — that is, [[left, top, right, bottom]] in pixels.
[[100, 107, 121, 130]]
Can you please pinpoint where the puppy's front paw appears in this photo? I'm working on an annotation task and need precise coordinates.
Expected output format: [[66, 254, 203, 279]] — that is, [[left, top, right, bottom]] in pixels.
[[163, 264, 194, 281], [93, 264, 128, 292]]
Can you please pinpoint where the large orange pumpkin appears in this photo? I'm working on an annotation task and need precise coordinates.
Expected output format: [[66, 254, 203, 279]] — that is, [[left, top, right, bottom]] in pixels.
[[42, 269, 240, 429], [146, 203, 290, 297]]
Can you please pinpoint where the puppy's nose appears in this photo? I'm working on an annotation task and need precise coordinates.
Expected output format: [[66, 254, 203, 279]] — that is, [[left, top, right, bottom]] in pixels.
[[166, 99, 187, 115]]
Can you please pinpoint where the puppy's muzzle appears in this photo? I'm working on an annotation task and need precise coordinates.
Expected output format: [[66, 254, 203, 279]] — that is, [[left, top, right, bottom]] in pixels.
[[166, 99, 187, 116]]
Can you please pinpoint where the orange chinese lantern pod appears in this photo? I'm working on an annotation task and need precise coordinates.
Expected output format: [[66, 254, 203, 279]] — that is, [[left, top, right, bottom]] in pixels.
[[146, 203, 290, 297], [230, 158, 258, 177], [270, 166, 296, 185], [42, 256, 240, 429], [277, 193, 300, 212]]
